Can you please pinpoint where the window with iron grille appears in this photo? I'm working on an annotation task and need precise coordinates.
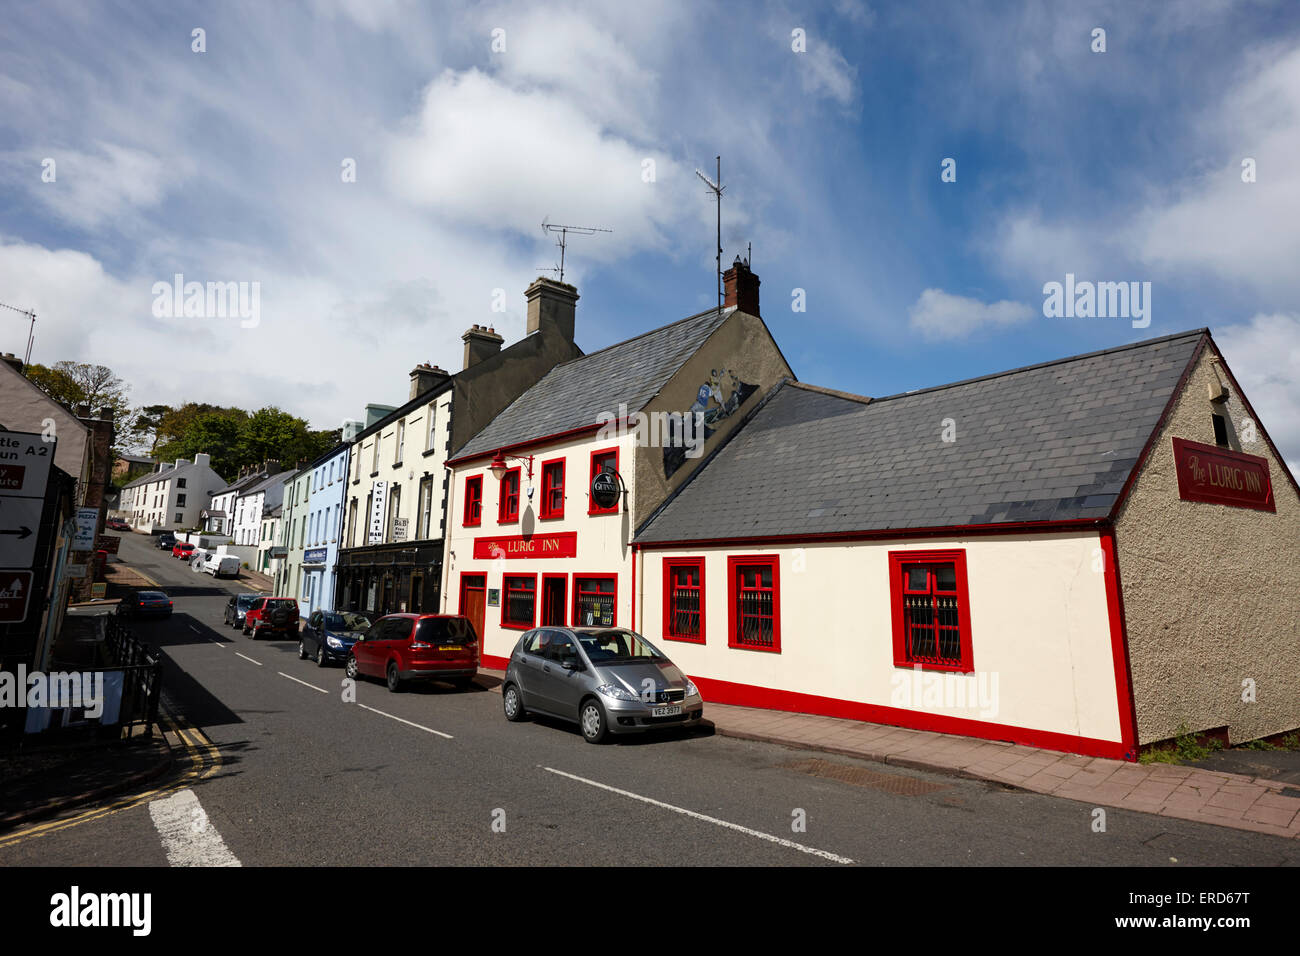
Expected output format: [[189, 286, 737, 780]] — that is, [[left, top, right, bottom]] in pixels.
[[588, 448, 619, 515], [464, 476, 482, 527], [573, 575, 616, 627], [498, 467, 520, 523], [727, 555, 779, 652], [663, 558, 705, 643], [502, 574, 535, 629], [888, 549, 973, 672], [540, 459, 565, 519]]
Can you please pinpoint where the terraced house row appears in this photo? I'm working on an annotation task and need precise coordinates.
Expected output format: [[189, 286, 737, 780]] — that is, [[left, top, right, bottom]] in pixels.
[[258, 263, 1299, 760]]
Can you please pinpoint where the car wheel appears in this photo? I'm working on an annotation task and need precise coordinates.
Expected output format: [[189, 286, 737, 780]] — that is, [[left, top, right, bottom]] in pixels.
[[345, 654, 358, 681], [503, 683, 526, 722], [386, 662, 403, 693], [580, 698, 609, 744], [315, 644, 328, 668], [298, 639, 307, 660]]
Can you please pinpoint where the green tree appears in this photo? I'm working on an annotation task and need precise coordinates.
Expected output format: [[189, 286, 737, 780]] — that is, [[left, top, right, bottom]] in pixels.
[[24, 361, 144, 455]]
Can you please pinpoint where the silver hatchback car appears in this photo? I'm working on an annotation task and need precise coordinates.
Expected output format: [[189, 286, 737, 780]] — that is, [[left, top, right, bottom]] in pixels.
[[502, 627, 705, 743]]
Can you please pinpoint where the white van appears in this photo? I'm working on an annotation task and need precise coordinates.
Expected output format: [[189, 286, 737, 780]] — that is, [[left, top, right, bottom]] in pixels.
[[204, 553, 241, 578]]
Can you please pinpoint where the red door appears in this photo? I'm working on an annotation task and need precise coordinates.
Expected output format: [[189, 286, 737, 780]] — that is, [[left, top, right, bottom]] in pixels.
[[460, 574, 486, 646]]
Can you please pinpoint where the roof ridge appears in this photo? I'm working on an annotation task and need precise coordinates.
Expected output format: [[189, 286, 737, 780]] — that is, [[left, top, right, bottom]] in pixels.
[[549, 305, 732, 371], [869, 328, 1209, 405], [787, 381, 873, 404]]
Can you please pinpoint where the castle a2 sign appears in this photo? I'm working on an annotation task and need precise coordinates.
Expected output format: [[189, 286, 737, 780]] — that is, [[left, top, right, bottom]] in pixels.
[[1172, 438, 1274, 512]]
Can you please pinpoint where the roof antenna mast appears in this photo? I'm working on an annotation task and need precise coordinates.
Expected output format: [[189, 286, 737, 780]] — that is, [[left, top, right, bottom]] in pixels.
[[695, 156, 725, 311], [0, 300, 36, 365], [539, 219, 612, 283]]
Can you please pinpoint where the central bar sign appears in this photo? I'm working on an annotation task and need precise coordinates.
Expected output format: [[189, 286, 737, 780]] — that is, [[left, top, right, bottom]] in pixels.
[[1172, 438, 1275, 512], [473, 532, 578, 559]]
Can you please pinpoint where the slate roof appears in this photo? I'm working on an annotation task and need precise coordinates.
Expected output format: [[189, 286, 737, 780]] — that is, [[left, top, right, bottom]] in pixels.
[[636, 329, 1206, 543], [122, 458, 224, 491], [453, 306, 734, 460], [237, 471, 289, 499], [214, 471, 267, 496]]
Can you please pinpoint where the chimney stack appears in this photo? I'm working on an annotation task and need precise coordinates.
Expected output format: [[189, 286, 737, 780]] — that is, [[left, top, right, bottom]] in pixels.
[[525, 277, 578, 343], [723, 256, 760, 317], [462, 324, 505, 370], [409, 362, 450, 400], [1, 352, 24, 373]]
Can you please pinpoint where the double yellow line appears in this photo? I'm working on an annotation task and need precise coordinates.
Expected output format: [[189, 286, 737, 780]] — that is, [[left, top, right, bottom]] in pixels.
[[0, 711, 222, 849]]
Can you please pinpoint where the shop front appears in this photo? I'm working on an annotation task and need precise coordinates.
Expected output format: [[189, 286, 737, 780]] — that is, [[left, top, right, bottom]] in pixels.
[[335, 541, 442, 620]]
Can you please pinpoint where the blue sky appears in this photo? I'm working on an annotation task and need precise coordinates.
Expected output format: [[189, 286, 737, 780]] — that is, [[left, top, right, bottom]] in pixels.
[[1, 0, 1297, 468]]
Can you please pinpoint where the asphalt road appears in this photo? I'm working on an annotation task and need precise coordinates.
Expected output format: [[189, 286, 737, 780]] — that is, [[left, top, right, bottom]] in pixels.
[[3, 532, 1298, 867]]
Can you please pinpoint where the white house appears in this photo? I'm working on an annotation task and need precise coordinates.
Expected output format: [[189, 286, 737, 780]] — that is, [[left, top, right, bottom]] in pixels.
[[119, 453, 226, 532], [232, 470, 288, 547]]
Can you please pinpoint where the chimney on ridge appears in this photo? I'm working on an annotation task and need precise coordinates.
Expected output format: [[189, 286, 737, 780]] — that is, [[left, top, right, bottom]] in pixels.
[[723, 256, 760, 317], [409, 362, 450, 400], [462, 324, 504, 370], [525, 277, 578, 343]]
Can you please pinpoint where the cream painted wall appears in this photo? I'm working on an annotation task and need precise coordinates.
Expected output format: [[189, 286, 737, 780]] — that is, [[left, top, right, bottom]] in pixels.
[[1114, 342, 1300, 745], [637, 533, 1123, 743], [442, 430, 637, 662], [344, 391, 453, 548]]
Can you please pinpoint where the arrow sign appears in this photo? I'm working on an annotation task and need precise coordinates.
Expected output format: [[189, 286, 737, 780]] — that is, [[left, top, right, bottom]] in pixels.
[[0, 498, 42, 568]]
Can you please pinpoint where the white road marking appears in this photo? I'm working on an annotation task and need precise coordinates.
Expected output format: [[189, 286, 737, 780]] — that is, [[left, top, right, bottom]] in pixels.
[[542, 767, 855, 865], [235, 652, 262, 666], [210, 639, 225, 647], [278, 671, 328, 694], [148, 789, 241, 867], [189, 625, 200, 633], [357, 703, 453, 739]]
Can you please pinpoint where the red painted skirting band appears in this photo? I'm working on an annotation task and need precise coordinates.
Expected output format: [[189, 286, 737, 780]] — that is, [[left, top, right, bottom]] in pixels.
[[689, 673, 1131, 761]]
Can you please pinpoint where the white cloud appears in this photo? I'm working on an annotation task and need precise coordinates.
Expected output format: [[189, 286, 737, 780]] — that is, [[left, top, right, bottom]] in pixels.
[[907, 288, 1034, 341], [1215, 311, 1300, 469], [6, 142, 180, 232]]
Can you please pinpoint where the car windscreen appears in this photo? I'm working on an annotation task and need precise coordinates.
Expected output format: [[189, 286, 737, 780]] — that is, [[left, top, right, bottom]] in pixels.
[[575, 629, 664, 664], [137, 591, 167, 601], [236, 595, 259, 608], [324, 612, 370, 632], [415, 617, 476, 645]]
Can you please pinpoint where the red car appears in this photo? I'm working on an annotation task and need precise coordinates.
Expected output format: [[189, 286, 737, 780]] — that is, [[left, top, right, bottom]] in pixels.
[[106, 518, 131, 531], [346, 614, 480, 693], [172, 541, 196, 560], [243, 598, 300, 639]]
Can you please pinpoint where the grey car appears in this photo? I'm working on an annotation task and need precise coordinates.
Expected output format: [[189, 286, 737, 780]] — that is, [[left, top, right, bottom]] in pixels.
[[502, 627, 704, 743]]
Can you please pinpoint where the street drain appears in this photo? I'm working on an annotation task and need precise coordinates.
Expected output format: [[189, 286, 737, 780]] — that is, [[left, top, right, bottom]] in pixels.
[[778, 757, 949, 796]]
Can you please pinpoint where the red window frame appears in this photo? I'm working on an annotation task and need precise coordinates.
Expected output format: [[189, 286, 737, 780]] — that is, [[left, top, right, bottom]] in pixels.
[[497, 467, 520, 524], [887, 549, 973, 673], [588, 447, 619, 515], [501, 573, 536, 630], [663, 557, 705, 644], [540, 458, 565, 520], [726, 555, 780, 653], [572, 573, 617, 627], [463, 475, 483, 527], [540, 572, 568, 627]]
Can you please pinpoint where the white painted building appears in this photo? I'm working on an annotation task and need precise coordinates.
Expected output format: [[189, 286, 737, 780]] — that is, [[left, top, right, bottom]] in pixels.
[[119, 453, 226, 532]]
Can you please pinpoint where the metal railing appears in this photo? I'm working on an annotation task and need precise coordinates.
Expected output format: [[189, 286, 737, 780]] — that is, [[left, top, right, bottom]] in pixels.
[[102, 616, 163, 737]]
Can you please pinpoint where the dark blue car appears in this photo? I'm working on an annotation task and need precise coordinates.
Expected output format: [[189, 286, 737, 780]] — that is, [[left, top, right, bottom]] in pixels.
[[298, 610, 373, 667]]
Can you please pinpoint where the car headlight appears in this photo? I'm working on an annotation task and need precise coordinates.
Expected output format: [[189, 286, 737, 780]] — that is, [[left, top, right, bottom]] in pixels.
[[596, 683, 640, 701], [326, 636, 343, 649], [684, 679, 699, 697]]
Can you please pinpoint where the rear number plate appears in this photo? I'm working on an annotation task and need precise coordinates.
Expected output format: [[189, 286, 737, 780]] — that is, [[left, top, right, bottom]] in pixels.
[[441, 645, 463, 651], [652, 705, 683, 717]]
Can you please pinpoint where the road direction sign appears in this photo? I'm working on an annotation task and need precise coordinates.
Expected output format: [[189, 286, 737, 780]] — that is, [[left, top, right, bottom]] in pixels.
[[0, 429, 55, 498], [0, 496, 42, 567], [0, 570, 33, 622]]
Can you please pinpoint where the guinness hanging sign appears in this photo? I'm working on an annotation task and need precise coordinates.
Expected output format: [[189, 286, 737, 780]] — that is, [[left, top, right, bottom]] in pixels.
[[590, 469, 622, 511]]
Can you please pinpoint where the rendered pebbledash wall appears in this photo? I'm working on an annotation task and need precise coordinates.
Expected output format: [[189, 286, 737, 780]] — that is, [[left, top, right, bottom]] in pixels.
[[1113, 342, 1300, 746]]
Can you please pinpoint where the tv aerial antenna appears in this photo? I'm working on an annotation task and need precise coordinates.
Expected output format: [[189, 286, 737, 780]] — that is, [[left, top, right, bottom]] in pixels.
[[0, 300, 36, 365], [695, 156, 724, 311], [539, 219, 612, 283]]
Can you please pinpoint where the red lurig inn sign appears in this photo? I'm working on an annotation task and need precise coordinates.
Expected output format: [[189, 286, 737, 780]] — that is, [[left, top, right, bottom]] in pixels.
[[472, 532, 578, 560], [1172, 438, 1275, 512]]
